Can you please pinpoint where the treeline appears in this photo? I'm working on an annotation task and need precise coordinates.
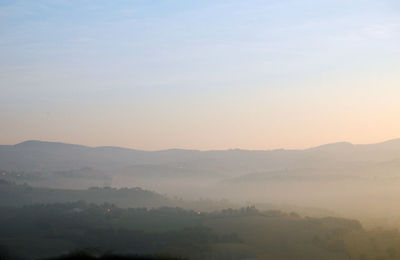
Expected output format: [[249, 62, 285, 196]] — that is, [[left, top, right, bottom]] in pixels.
[[0, 181, 235, 211], [0, 202, 241, 260], [1, 201, 400, 259], [0, 180, 168, 208]]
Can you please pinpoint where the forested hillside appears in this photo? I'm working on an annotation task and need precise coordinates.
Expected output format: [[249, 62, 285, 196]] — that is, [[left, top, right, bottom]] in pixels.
[[1, 202, 399, 260], [0, 181, 236, 212]]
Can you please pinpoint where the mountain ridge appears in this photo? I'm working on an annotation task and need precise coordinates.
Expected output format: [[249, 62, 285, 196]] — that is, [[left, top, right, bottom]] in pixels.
[[10, 138, 400, 152], [2, 138, 400, 192]]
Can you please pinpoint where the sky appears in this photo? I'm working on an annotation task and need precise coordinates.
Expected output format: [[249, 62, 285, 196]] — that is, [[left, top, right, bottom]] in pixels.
[[0, 0, 399, 150]]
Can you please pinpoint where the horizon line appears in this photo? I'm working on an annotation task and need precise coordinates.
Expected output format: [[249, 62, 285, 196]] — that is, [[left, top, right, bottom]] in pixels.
[[4, 137, 400, 153]]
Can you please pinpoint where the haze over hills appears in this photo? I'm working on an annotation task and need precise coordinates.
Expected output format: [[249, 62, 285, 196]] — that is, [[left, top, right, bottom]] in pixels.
[[0, 139, 399, 170], [2, 139, 400, 219], [1, 138, 400, 174], [2, 140, 400, 259], [2, 0, 400, 258]]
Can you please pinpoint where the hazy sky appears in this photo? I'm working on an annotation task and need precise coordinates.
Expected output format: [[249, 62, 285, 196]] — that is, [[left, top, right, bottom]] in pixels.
[[1, 0, 399, 150]]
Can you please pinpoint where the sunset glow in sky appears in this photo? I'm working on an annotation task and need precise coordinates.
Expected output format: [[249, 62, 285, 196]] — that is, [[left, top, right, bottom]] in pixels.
[[1, 0, 400, 150]]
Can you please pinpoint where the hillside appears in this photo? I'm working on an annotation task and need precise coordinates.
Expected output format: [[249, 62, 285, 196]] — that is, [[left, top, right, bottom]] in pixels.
[[2, 139, 400, 218], [1, 203, 399, 260], [1, 139, 400, 186], [0, 181, 238, 212]]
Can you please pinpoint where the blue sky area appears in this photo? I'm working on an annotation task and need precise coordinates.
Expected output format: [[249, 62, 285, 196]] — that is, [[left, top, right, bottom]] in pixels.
[[1, 1, 399, 149]]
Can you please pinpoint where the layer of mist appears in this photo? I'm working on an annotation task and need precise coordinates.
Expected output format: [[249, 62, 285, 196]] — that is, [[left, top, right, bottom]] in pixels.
[[2, 139, 400, 226]]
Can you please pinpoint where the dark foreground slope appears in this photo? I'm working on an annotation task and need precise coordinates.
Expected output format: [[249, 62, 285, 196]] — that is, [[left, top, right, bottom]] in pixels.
[[1, 202, 400, 260], [43, 251, 183, 260], [0, 251, 183, 260]]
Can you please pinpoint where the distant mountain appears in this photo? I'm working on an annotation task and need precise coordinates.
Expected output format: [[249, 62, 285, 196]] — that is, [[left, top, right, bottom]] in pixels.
[[1, 139, 400, 191], [3, 138, 400, 169]]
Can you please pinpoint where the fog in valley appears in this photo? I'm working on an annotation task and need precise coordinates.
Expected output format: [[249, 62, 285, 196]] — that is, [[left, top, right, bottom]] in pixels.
[[2, 139, 400, 225], [2, 0, 400, 259], [3, 139, 400, 259]]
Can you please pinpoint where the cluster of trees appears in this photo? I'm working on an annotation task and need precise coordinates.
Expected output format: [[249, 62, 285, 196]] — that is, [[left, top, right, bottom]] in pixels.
[[0, 181, 169, 208], [0, 202, 241, 260], [1, 201, 400, 260], [3, 181, 400, 259], [0, 181, 236, 211]]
